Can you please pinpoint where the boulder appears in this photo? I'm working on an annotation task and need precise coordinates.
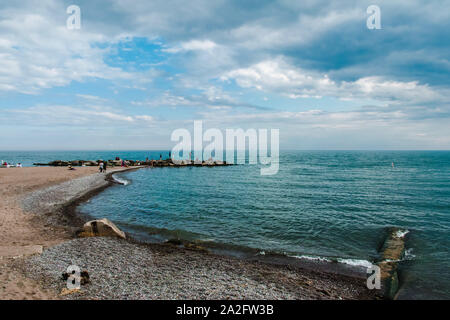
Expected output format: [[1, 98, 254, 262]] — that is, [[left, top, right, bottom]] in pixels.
[[77, 218, 126, 239], [83, 161, 98, 166], [166, 238, 183, 246], [112, 160, 122, 166], [48, 160, 69, 166], [377, 227, 408, 299]]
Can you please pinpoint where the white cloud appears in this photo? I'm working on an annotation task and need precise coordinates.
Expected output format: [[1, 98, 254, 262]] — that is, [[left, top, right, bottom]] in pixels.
[[0, 2, 133, 94], [163, 39, 217, 53], [135, 115, 154, 121], [228, 8, 361, 50], [222, 58, 334, 98], [222, 58, 446, 105], [1, 0, 449, 150], [194, 107, 450, 149], [341, 77, 442, 104], [76, 94, 109, 102], [5, 105, 158, 126]]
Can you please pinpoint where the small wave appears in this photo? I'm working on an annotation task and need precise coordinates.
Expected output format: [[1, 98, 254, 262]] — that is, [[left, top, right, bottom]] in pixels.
[[112, 174, 130, 186], [291, 255, 332, 263], [337, 258, 373, 268], [404, 248, 416, 260], [290, 255, 373, 268], [393, 229, 409, 238]]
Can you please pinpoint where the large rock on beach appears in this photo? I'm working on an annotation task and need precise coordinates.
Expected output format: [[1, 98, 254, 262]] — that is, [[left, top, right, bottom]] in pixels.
[[77, 218, 126, 239]]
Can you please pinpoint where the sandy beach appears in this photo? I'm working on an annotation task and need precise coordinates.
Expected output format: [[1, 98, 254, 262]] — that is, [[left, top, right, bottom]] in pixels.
[[0, 166, 379, 300], [0, 167, 101, 299]]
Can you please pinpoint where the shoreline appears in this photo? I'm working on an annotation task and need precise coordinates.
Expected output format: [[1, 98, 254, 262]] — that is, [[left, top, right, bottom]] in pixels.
[[75, 168, 375, 280], [3, 166, 381, 300]]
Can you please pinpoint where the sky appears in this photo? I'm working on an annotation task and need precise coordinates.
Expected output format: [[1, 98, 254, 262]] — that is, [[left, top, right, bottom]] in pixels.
[[0, 0, 449, 150]]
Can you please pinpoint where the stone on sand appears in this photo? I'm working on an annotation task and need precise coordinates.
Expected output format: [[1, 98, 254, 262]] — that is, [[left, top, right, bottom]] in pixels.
[[77, 218, 126, 239]]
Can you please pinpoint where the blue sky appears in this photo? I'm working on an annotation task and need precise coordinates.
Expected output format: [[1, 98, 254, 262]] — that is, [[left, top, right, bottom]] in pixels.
[[0, 0, 449, 150]]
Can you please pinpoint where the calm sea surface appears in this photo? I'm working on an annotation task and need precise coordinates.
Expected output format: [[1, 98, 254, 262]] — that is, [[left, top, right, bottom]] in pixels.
[[1, 150, 449, 299]]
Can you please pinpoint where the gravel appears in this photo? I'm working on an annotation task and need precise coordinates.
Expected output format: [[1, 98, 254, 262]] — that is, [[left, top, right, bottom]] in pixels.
[[21, 173, 108, 215], [21, 237, 376, 300]]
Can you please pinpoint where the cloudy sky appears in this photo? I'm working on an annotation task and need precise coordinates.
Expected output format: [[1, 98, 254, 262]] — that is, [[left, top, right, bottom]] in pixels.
[[0, 0, 449, 150]]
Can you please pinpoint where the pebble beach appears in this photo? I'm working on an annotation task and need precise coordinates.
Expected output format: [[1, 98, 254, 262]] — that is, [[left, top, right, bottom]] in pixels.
[[1, 166, 379, 300]]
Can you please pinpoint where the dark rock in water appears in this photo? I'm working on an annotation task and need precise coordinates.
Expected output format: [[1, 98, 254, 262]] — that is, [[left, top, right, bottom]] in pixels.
[[83, 161, 98, 166], [166, 239, 183, 246], [35, 157, 233, 167], [61, 270, 90, 285], [48, 160, 69, 166], [377, 227, 408, 299]]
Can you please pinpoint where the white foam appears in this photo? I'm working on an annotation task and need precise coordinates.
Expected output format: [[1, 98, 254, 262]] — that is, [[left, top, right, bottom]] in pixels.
[[394, 229, 409, 238], [404, 248, 416, 260], [290, 254, 374, 269], [291, 255, 332, 263], [337, 258, 373, 268], [112, 174, 130, 186]]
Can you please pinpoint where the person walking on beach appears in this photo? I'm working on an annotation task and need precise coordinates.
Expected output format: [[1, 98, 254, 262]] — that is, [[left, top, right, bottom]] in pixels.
[[99, 162, 104, 173], [103, 162, 107, 173]]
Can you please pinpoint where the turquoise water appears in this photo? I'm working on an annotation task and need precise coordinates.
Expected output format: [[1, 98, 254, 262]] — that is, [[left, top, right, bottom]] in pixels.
[[2, 151, 449, 299]]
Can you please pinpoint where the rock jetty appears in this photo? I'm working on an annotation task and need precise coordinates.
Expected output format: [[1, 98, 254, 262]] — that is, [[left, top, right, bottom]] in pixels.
[[377, 227, 408, 299], [33, 158, 233, 168]]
